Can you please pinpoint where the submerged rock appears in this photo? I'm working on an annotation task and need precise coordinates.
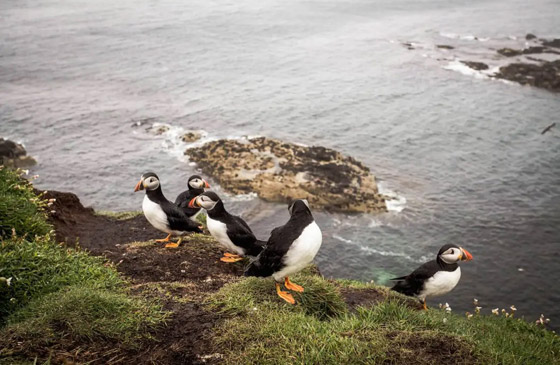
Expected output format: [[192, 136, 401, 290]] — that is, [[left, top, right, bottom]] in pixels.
[[0, 138, 36, 167], [525, 33, 537, 40], [186, 137, 387, 213], [495, 60, 560, 92], [437, 45, 454, 50], [542, 39, 560, 48], [460, 61, 489, 71], [181, 132, 202, 143]]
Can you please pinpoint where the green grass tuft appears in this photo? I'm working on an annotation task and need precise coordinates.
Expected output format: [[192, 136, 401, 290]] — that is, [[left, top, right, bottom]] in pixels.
[[2, 286, 165, 348], [95, 210, 143, 220], [0, 235, 124, 322], [0, 167, 52, 239], [209, 271, 560, 365]]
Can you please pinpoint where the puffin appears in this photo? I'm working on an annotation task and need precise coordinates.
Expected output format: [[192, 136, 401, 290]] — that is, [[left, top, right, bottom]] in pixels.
[[174, 175, 210, 218], [188, 191, 265, 262], [244, 199, 322, 305], [134, 172, 203, 248], [391, 244, 473, 309]]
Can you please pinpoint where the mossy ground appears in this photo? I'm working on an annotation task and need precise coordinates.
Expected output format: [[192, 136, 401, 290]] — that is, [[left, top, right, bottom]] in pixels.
[[1, 166, 559, 364]]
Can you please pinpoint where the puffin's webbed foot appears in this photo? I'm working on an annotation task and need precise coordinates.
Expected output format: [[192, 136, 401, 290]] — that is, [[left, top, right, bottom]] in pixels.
[[284, 277, 304, 292], [220, 253, 243, 262], [276, 282, 296, 305], [422, 299, 428, 310], [155, 234, 172, 243], [164, 237, 182, 248]]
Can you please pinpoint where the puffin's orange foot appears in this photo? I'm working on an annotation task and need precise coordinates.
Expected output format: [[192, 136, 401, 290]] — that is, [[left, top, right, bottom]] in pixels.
[[155, 234, 172, 243], [422, 300, 428, 310], [284, 277, 304, 292], [276, 283, 296, 304], [223, 252, 239, 257], [220, 256, 243, 263], [164, 243, 180, 248]]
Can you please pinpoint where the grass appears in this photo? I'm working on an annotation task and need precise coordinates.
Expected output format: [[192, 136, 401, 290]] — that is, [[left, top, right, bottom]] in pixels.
[[95, 210, 143, 220], [0, 167, 166, 362], [208, 270, 560, 365], [0, 167, 51, 239]]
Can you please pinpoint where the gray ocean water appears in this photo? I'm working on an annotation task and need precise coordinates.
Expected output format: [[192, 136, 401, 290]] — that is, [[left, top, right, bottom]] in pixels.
[[2, 0, 560, 327]]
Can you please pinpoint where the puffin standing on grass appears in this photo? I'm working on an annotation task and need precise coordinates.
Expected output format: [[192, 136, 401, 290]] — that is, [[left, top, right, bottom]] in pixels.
[[245, 199, 322, 305], [174, 175, 210, 218], [188, 191, 264, 262], [391, 244, 473, 309], [134, 172, 203, 248]]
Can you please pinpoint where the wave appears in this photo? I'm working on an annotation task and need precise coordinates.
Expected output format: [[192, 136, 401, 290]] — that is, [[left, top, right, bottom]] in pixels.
[[332, 234, 429, 263], [378, 181, 407, 213], [439, 32, 488, 42]]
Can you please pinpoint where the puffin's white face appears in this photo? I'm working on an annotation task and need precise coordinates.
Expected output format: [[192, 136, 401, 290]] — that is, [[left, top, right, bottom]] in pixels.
[[188, 177, 209, 190], [143, 176, 160, 191], [439, 246, 473, 264], [190, 194, 218, 210]]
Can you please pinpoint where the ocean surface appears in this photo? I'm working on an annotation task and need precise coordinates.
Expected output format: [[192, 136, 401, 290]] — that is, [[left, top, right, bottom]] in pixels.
[[2, 0, 559, 327]]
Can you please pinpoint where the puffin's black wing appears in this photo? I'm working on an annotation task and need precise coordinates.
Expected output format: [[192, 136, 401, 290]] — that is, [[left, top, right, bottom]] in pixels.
[[244, 226, 293, 277], [225, 215, 263, 256], [391, 260, 440, 297], [174, 190, 202, 218], [163, 201, 203, 233]]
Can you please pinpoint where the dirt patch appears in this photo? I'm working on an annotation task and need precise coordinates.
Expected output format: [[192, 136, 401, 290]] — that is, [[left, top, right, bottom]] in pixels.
[[37, 190, 247, 364], [384, 331, 478, 365]]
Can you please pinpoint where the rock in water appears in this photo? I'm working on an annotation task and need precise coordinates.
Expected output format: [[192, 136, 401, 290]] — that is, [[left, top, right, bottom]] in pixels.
[[0, 138, 36, 167], [460, 61, 489, 71], [186, 137, 387, 213], [495, 60, 560, 92]]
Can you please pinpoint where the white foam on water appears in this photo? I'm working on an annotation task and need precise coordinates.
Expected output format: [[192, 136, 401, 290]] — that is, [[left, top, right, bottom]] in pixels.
[[443, 60, 489, 79], [332, 235, 429, 263], [226, 192, 258, 202], [147, 122, 211, 162], [378, 181, 407, 213]]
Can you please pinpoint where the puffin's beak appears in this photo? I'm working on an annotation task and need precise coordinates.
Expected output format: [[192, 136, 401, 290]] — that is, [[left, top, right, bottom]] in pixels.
[[188, 197, 200, 208], [204, 180, 210, 189], [134, 180, 144, 192], [460, 247, 473, 261]]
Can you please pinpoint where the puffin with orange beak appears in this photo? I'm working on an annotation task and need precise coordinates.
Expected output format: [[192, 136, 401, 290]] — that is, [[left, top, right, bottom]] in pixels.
[[188, 191, 264, 262], [391, 244, 473, 310], [134, 172, 203, 248], [174, 175, 210, 219]]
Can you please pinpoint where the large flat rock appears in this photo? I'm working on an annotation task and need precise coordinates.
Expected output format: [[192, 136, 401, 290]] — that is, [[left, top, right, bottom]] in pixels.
[[186, 137, 387, 213]]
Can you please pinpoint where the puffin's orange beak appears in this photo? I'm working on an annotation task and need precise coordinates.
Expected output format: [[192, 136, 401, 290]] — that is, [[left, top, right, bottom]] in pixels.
[[134, 180, 143, 192], [460, 248, 473, 261], [204, 180, 210, 189], [188, 197, 200, 208]]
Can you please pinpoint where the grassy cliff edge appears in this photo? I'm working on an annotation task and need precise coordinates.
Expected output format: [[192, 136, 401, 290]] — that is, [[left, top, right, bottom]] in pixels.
[[0, 167, 558, 364]]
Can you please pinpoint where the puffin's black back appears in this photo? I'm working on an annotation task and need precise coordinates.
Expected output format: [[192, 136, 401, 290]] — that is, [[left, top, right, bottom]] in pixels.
[[174, 175, 205, 218], [391, 245, 459, 296], [205, 192, 264, 256], [245, 200, 314, 277]]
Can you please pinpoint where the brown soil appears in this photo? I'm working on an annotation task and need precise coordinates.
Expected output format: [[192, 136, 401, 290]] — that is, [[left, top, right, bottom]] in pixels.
[[38, 190, 246, 364], [338, 286, 422, 312]]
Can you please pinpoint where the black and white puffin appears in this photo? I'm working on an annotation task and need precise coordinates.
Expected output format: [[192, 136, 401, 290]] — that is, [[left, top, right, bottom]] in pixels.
[[391, 244, 473, 309], [188, 191, 264, 262], [134, 172, 203, 248], [244, 199, 322, 305], [174, 175, 210, 218]]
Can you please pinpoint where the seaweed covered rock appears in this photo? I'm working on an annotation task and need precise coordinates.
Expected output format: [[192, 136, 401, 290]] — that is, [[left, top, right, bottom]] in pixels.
[[0, 138, 36, 167], [495, 60, 560, 92], [186, 137, 387, 213]]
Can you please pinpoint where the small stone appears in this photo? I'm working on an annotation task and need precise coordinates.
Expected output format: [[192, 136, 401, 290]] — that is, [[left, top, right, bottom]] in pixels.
[[181, 132, 202, 143], [525, 33, 537, 40]]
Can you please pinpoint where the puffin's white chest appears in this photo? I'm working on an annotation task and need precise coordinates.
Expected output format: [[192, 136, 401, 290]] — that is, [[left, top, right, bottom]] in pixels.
[[206, 216, 243, 255], [272, 221, 322, 281], [420, 267, 461, 300], [142, 195, 170, 233]]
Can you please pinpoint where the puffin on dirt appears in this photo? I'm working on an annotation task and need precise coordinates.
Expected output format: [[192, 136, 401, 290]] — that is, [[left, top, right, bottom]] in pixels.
[[390, 244, 473, 310], [174, 174, 210, 218], [245, 199, 322, 305], [188, 191, 265, 262], [134, 172, 203, 248]]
